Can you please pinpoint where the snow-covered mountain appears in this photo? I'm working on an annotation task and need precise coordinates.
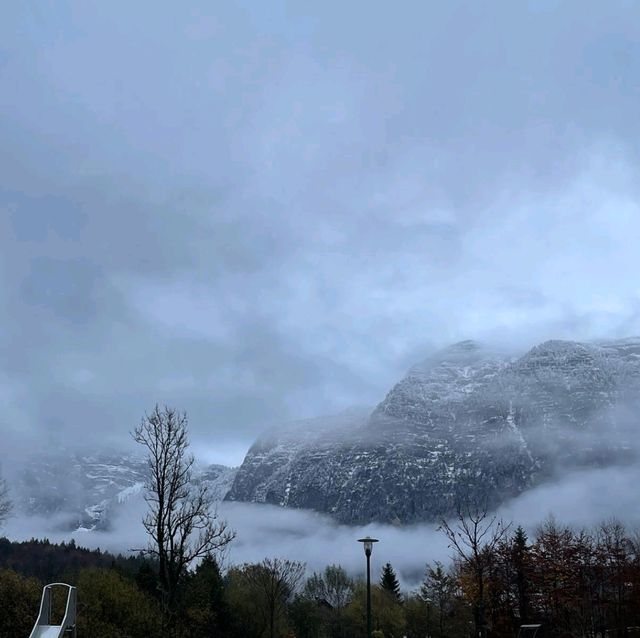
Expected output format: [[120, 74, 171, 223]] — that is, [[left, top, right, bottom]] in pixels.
[[15, 452, 237, 531], [226, 338, 640, 524]]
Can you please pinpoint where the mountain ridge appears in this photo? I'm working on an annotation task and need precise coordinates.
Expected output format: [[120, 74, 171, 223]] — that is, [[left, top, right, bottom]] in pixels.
[[226, 337, 640, 524], [13, 452, 238, 532], [12, 337, 640, 529]]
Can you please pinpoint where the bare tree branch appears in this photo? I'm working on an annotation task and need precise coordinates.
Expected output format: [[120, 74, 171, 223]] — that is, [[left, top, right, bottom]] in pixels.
[[132, 405, 235, 633], [439, 496, 511, 638], [243, 558, 306, 638]]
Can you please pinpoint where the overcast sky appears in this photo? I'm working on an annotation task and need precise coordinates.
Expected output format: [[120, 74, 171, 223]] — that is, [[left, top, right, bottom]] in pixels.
[[2, 1, 640, 465]]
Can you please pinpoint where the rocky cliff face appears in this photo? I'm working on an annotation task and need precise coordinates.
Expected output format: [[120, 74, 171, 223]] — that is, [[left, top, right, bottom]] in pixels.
[[15, 452, 237, 531], [226, 338, 640, 524]]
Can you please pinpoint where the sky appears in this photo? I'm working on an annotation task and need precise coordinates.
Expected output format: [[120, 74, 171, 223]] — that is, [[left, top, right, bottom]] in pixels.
[[2, 1, 640, 465]]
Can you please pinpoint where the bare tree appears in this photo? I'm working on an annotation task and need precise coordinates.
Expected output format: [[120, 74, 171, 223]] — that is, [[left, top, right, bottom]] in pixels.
[[132, 405, 235, 630], [0, 466, 11, 527], [439, 498, 511, 638], [304, 564, 355, 609], [244, 558, 306, 638]]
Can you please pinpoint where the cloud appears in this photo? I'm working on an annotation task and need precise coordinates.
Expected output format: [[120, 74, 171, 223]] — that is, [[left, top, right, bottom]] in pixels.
[[499, 465, 640, 532], [0, 492, 449, 588], [5, 458, 640, 589], [1, 1, 640, 466]]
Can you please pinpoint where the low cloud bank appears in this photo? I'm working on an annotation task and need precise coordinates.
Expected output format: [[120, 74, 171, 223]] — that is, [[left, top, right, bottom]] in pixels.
[[499, 464, 640, 530], [4, 463, 640, 589]]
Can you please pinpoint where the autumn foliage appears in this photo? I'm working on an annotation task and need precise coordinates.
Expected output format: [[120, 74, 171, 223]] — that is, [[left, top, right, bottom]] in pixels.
[[4, 517, 640, 637]]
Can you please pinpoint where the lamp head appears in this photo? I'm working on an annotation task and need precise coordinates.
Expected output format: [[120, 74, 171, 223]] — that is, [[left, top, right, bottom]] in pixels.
[[357, 536, 379, 556]]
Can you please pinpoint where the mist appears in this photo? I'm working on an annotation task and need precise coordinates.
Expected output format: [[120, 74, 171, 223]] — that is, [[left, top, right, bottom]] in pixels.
[[2, 2, 640, 464], [4, 456, 640, 589]]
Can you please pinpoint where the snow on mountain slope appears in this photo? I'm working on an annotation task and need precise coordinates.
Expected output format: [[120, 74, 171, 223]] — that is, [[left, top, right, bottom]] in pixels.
[[227, 338, 640, 524], [15, 452, 237, 531]]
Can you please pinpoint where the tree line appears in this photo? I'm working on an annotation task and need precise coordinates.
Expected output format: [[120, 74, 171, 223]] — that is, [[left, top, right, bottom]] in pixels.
[[3, 405, 640, 637], [5, 518, 640, 638]]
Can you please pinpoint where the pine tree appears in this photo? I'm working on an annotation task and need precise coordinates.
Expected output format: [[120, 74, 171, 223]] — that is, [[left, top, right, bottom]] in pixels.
[[511, 526, 530, 625], [183, 555, 230, 637], [380, 562, 402, 602], [420, 561, 454, 638]]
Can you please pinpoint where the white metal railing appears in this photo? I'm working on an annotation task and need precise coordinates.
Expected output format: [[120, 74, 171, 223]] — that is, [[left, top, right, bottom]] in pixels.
[[29, 583, 77, 638]]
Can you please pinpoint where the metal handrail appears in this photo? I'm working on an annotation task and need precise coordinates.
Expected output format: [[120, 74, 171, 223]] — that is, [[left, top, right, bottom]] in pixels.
[[59, 586, 76, 637], [30, 583, 77, 638]]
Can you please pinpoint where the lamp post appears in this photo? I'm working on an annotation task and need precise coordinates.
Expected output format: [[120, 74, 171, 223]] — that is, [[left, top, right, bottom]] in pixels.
[[357, 536, 379, 638]]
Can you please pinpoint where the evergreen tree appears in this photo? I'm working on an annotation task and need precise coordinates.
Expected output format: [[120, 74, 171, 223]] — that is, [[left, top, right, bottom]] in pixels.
[[135, 559, 159, 600], [420, 561, 455, 638], [511, 525, 530, 625], [182, 554, 230, 637], [380, 562, 402, 602]]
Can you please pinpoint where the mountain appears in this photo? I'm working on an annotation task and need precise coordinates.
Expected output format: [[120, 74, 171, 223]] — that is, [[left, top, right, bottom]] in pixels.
[[14, 452, 237, 531], [226, 338, 640, 524]]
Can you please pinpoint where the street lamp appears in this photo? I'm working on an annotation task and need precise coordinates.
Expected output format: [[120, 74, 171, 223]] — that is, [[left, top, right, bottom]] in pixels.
[[357, 536, 379, 638]]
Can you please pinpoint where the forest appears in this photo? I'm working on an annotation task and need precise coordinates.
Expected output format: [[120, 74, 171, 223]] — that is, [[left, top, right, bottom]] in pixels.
[[2, 516, 640, 638]]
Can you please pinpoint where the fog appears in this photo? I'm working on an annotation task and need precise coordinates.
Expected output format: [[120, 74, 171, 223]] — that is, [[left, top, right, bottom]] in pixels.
[[4, 459, 640, 589], [2, 2, 640, 465]]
